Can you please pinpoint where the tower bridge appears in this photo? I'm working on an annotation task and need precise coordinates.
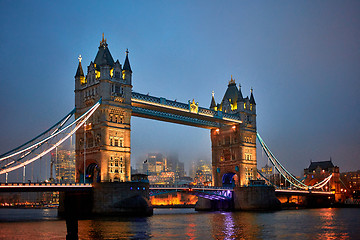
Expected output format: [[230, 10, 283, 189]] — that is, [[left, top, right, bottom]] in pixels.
[[0, 36, 337, 216], [73, 35, 257, 187]]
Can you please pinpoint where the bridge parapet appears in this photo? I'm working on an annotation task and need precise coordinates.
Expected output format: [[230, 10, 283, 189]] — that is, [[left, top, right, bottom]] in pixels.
[[149, 184, 233, 191]]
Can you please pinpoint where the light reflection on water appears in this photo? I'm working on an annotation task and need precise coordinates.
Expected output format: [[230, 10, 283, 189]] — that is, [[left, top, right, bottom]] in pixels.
[[0, 208, 359, 239]]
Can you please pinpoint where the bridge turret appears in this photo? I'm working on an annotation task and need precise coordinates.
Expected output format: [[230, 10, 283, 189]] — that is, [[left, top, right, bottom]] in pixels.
[[210, 91, 217, 110], [122, 49, 132, 85], [237, 84, 244, 111], [75, 55, 85, 109]]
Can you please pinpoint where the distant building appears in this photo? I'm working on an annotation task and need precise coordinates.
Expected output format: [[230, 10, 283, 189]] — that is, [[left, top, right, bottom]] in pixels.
[[304, 159, 342, 201], [143, 153, 166, 175], [340, 170, 360, 196], [189, 159, 212, 185], [167, 153, 185, 181], [261, 164, 273, 175], [51, 148, 75, 183]]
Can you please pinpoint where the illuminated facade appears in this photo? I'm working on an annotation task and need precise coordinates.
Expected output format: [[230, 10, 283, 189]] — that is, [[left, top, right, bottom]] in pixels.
[[74, 35, 132, 183], [210, 77, 257, 187], [304, 160, 341, 196]]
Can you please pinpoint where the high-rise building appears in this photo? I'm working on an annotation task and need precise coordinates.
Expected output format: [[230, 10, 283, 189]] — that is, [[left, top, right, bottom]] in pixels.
[[51, 148, 75, 183], [143, 153, 166, 175]]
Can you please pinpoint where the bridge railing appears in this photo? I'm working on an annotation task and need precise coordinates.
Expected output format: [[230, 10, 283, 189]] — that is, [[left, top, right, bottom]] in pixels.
[[149, 184, 233, 190], [0, 183, 92, 187]]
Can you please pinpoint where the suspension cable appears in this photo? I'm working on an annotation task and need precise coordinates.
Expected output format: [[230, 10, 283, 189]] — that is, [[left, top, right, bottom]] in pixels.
[[0, 99, 101, 174], [0, 108, 75, 159]]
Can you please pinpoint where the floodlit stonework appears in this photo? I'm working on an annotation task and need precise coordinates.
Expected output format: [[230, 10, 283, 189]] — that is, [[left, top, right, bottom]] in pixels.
[[210, 77, 257, 187], [74, 35, 132, 183]]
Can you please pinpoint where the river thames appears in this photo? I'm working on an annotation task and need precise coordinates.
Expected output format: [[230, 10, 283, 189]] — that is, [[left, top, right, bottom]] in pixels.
[[0, 208, 359, 239]]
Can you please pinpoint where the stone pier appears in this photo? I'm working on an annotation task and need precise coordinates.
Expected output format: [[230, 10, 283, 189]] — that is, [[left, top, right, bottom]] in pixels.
[[59, 182, 153, 218]]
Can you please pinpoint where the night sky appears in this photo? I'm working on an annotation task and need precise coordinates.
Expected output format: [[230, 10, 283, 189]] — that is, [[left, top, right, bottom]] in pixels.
[[0, 0, 359, 178]]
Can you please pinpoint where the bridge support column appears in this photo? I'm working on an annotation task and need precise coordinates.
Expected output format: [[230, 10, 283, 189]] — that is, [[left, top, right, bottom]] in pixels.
[[195, 197, 233, 211], [233, 186, 281, 211]]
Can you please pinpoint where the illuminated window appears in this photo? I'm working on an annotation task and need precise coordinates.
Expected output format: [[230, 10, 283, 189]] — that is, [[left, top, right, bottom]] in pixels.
[[250, 104, 253, 111], [110, 68, 114, 78], [114, 138, 119, 146], [95, 70, 100, 79], [80, 76, 86, 85], [244, 103, 246, 109]]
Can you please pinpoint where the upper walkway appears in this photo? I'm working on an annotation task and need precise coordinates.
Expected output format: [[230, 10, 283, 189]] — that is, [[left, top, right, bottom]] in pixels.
[[131, 92, 242, 129]]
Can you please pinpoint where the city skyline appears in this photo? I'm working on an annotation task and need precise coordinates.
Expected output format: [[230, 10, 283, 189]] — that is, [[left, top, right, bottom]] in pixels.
[[0, 1, 359, 180]]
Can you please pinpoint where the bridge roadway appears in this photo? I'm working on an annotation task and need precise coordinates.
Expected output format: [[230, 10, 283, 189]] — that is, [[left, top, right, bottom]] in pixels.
[[0, 183, 92, 192], [0, 183, 334, 198]]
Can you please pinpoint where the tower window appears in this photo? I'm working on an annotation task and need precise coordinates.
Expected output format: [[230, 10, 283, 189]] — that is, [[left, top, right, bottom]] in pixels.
[[95, 70, 100, 79]]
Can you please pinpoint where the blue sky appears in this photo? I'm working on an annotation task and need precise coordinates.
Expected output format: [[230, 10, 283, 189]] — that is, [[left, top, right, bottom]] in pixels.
[[0, 0, 359, 178]]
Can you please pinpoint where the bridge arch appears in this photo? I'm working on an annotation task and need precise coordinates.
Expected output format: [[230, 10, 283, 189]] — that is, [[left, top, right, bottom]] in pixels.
[[222, 172, 239, 187], [86, 162, 100, 183]]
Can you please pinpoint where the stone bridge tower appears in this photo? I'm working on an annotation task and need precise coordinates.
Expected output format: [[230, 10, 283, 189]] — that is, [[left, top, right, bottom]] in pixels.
[[74, 35, 132, 183], [210, 77, 257, 187]]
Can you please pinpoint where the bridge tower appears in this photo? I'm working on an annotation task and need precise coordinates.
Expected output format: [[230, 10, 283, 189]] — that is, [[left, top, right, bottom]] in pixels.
[[74, 35, 132, 183], [210, 77, 257, 187]]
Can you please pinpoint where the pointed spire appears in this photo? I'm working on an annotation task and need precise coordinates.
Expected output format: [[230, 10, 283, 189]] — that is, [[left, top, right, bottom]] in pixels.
[[123, 48, 132, 72], [228, 75, 236, 85], [210, 91, 216, 109], [99, 33, 108, 48], [75, 54, 84, 78], [237, 83, 244, 102], [94, 34, 114, 70], [249, 87, 256, 105]]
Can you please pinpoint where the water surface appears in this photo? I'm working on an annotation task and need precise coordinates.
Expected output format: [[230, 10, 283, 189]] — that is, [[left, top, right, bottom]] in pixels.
[[0, 208, 359, 239]]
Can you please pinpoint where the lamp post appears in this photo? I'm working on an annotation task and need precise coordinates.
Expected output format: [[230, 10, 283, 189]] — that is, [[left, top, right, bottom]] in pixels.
[[83, 123, 86, 183]]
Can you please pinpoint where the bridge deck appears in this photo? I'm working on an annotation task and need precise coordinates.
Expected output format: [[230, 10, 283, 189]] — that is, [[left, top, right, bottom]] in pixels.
[[0, 183, 92, 192], [275, 189, 334, 196]]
